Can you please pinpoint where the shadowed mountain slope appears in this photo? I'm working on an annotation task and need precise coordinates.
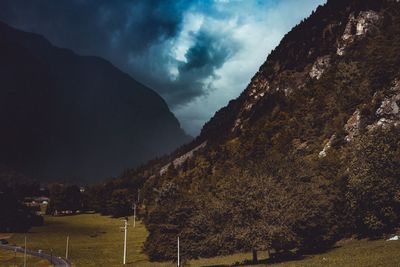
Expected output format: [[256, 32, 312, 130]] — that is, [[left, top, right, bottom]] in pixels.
[[0, 21, 191, 182]]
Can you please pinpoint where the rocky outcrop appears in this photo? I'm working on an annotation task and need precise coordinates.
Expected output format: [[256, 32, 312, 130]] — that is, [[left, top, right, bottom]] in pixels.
[[160, 141, 207, 175], [310, 56, 331, 80], [319, 134, 336, 158], [231, 75, 271, 132], [376, 80, 400, 118], [369, 79, 400, 129], [337, 11, 380, 56], [344, 79, 400, 139], [345, 110, 362, 142]]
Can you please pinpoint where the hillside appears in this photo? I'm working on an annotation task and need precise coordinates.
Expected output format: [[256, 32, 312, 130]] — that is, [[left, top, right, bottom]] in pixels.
[[0, 21, 191, 182], [91, 0, 400, 262]]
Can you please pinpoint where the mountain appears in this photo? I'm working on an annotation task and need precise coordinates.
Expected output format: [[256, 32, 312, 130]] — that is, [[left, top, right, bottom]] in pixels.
[[89, 0, 400, 261], [0, 21, 191, 182]]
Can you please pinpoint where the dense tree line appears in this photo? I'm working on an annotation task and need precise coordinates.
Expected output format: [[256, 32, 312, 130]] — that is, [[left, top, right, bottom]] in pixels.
[[47, 184, 84, 214], [83, 173, 144, 217], [0, 169, 43, 232]]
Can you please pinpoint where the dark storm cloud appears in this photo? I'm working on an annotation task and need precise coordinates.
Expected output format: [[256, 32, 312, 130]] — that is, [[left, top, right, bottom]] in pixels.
[[0, 0, 184, 52], [0, 0, 224, 108], [129, 27, 239, 108], [165, 30, 239, 105], [0, 0, 327, 135], [181, 31, 233, 72], [117, 20, 240, 107]]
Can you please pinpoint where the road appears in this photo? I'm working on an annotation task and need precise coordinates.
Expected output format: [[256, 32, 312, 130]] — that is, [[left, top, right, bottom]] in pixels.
[[0, 243, 71, 267]]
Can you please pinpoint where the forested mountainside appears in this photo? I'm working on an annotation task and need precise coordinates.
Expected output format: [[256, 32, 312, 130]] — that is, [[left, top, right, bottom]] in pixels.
[[0, 21, 190, 182], [88, 0, 400, 261]]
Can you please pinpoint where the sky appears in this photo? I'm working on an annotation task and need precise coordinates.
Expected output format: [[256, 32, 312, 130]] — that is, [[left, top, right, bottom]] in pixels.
[[0, 0, 326, 136]]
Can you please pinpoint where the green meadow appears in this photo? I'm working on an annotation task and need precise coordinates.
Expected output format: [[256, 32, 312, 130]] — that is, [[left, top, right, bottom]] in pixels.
[[6, 213, 400, 266], [0, 249, 51, 267]]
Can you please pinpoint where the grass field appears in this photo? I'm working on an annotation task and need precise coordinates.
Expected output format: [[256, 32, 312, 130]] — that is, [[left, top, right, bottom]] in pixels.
[[189, 238, 400, 267], [6, 213, 400, 266], [8, 213, 165, 267], [0, 249, 51, 267]]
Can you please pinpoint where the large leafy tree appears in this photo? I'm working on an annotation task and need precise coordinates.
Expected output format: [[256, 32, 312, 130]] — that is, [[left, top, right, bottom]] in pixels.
[[207, 172, 339, 262], [145, 170, 341, 262], [107, 188, 132, 217]]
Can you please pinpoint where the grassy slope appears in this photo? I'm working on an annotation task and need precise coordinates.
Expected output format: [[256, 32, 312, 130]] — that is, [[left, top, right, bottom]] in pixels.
[[271, 239, 400, 267], [0, 249, 51, 266], [9, 214, 168, 267], [8, 214, 400, 266], [202, 239, 400, 267]]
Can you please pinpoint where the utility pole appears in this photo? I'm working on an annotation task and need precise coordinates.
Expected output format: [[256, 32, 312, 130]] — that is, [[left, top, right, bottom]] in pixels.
[[24, 236, 27, 267], [133, 204, 136, 228], [121, 218, 128, 265], [65, 236, 69, 260], [137, 188, 140, 203], [177, 236, 180, 267], [14, 248, 16, 267]]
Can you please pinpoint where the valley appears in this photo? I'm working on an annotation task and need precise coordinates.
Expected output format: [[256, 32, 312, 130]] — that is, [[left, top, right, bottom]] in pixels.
[[1, 0, 400, 266]]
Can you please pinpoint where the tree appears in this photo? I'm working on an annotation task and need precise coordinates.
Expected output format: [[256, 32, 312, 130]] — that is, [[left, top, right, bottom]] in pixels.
[[347, 126, 400, 236], [212, 172, 337, 262], [143, 168, 341, 262], [144, 182, 196, 261], [107, 189, 132, 217], [47, 184, 83, 214], [0, 191, 43, 232], [85, 183, 113, 214], [47, 183, 66, 214], [64, 185, 82, 212]]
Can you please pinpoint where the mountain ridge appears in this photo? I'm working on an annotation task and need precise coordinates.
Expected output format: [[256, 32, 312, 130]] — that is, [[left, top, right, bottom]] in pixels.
[[0, 20, 191, 182], [86, 0, 400, 261]]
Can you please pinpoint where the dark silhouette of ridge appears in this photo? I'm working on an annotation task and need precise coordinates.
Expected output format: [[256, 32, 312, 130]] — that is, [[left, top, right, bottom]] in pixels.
[[0, 21, 191, 182]]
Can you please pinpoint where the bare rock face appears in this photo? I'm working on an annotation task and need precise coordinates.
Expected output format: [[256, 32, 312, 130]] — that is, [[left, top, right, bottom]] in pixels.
[[377, 99, 399, 118], [345, 110, 362, 142], [245, 76, 269, 111], [319, 134, 336, 158], [337, 11, 380, 56], [232, 64, 311, 133], [376, 80, 400, 118], [345, 80, 400, 137], [370, 79, 400, 129], [310, 56, 331, 80], [247, 76, 270, 99], [355, 11, 380, 36], [159, 141, 207, 176], [231, 75, 271, 132]]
